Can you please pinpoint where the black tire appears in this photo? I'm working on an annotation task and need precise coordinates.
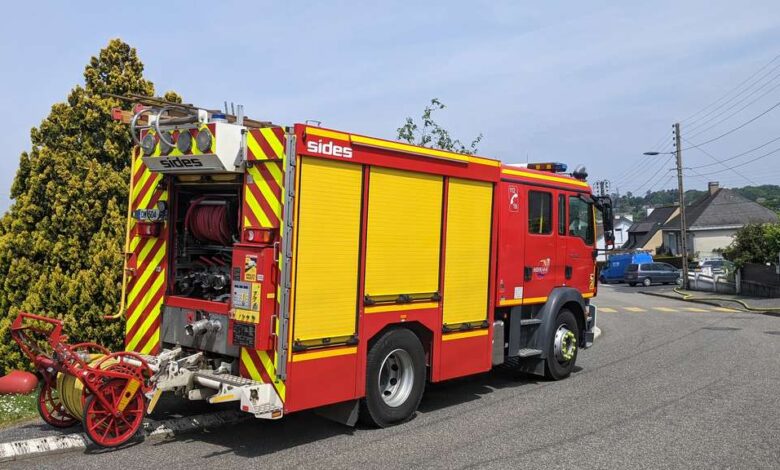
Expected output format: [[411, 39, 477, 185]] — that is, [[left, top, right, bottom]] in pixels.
[[544, 309, 579, 380], [360, 329, 426, 427], [628, 282, 636, 287], [643, 277, 652, 287]]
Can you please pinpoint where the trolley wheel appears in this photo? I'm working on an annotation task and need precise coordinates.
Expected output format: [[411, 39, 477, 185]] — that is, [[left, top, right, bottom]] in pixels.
[[82, 379, 145, 448], [360, 329, 426, 428], [37, 381, 78, 428]]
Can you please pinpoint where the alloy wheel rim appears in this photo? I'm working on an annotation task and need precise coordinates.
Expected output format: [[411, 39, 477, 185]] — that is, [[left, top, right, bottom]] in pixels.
[[554, 325, 577, 363]]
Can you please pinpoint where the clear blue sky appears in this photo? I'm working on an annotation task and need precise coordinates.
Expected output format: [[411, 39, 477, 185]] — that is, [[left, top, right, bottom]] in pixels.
[[1, 1, 779, 211]]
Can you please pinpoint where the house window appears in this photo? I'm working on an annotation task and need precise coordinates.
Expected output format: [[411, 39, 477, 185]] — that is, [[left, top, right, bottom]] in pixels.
[[528, 191, 552, 235]]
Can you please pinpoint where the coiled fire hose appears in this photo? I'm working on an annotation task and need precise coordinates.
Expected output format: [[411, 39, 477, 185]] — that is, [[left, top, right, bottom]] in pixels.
[[184, 198, 232, 245], [56, 355, 118, 420], [673, 287, 780, 312]]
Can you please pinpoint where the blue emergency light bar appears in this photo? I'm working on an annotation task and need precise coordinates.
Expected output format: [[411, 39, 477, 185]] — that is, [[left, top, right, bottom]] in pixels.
[[527, 162, 567, 173]]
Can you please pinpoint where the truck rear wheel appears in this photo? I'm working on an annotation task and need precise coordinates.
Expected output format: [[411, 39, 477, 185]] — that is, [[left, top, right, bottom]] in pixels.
[[544, 308, 579, 380], [360, 329, 425, 427]]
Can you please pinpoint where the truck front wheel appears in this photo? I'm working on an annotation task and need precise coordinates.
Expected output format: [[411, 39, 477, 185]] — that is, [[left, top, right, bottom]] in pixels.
[[544, 308, 579, 380], [360, 329, 426, 427]]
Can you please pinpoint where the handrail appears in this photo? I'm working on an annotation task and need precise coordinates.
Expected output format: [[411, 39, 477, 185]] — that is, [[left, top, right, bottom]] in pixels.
[[105, 147, 139, 320]]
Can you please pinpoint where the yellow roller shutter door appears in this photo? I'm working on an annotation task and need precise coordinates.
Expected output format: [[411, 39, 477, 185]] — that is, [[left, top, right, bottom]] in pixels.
[[366, 168, 443, 298], [292, 157, 362, 343], [442, 179, 493, 327]]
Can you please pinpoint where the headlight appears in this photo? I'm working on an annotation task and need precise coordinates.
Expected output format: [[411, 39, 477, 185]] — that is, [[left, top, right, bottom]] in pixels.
[[141, 133, 156, 156], [159, 131, 174, 155], [176, 131, 192, 153], [196, 129, 212, 153]]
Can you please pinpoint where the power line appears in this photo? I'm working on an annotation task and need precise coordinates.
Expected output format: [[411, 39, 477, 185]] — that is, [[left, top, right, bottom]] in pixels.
[[681, 99, 780, 151], [691, 145, 780, 177], [631, 156, 674, 194], [689, 135, 780, 169], [680, 54, 780, 124], [645, 171, 676, 194], [684, 61, 780, 129], [686, 76, 780, 139], [681, 137, 757, 185]]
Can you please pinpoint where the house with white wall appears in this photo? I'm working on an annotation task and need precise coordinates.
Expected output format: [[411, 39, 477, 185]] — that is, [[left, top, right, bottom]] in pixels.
[[662, 182, 778, 259], [596, 215, 633, 261]]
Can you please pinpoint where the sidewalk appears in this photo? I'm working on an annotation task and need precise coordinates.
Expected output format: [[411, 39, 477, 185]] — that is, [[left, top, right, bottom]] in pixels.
[[641, 288, 780, 314]]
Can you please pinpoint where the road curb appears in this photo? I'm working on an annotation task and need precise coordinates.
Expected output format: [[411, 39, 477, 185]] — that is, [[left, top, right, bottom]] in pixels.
[[639, 291, 725, 308], [639, 291, 780, 317], [0, 410, 249, 463]]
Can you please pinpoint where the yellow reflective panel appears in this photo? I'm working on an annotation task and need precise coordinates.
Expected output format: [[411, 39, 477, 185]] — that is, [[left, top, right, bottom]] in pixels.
[[442, 179, 493, 326], [292, 157, 362, 342], [365, 167, 443, 297]]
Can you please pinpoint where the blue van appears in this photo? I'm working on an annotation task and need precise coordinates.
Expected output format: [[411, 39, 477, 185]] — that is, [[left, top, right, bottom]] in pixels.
[[599, 252, 653, 284]]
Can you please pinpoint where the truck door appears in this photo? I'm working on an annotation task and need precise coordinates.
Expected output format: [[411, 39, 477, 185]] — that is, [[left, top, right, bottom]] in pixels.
[[555, 193, 568, 286], [564, 193, 596, 295], [523, 189, 557, 302]]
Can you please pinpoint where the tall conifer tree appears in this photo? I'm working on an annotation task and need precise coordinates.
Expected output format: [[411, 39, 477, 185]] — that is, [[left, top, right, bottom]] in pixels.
[[0, 39, 157, 373]]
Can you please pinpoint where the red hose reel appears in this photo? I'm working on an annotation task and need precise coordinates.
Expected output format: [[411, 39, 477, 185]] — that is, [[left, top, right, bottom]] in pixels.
[[184, 197, 233, 245]]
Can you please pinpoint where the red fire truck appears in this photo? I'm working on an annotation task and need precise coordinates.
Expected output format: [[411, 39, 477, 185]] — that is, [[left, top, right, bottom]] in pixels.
[[11, 98, 614, 447]]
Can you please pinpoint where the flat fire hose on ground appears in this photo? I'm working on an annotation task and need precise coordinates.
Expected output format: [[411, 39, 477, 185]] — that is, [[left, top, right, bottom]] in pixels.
[[672, 287, 780, 312]]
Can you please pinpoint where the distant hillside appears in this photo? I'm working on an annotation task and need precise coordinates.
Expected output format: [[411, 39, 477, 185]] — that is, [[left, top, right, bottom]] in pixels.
[[613, 185, 780, 222]]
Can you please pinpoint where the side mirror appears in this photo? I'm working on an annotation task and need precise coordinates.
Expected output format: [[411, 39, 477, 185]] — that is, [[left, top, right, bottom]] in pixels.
[[594, 196, 615, 249]]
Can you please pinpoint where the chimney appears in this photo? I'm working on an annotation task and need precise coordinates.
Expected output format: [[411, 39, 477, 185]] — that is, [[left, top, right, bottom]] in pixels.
[[708, 181, 719, 195]]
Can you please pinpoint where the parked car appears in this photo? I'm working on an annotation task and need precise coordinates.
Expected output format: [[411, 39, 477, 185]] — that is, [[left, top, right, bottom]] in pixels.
[[624, 262, 681, 287], [599, 251, 653, 284], [700, 259, 725, 274]]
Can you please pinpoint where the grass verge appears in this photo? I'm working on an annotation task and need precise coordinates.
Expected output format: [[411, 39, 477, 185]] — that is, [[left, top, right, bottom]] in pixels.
[[0, 392, 38, 428]]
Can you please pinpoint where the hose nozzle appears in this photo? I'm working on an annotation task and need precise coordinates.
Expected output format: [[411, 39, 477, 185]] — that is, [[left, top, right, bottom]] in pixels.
[[184, 319, 222, 337]]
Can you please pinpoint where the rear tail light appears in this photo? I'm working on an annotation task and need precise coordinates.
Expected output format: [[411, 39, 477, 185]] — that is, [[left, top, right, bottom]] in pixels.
[[245, 229, 273, 243]]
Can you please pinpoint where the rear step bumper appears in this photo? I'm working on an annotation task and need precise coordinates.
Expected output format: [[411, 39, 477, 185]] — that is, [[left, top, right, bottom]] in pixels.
[[129, 349, 283, 420]]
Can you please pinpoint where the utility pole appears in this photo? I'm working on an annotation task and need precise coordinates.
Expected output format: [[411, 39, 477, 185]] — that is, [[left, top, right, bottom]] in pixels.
[[674, 122, 689, 289]]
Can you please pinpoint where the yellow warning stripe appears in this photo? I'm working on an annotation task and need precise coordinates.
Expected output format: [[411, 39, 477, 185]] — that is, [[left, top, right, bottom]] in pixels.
[[498, 296, 548, 307], [364, 302, 440, 314], [468, 155, 501, 167], [244, 181, 273, 227], [351, 134, 470, 163], [583, 292, 595, 299], [442, 330, 488, 341], [501, 168, 589, 188], [139, 329, 160, 355], [248, 166, 282, 218], [246, 133, 268, 160], [291, 347, 357, 363], [306, 127, 350, 142], [127, 244, 166, 302], [258, 350, 286, 400], [241, 349, 263, 381], [260, 128, 285, 157], [127, 293, 163, 351], [131, 169, 152, 203], [264, 161, 284, 188], [126, 267, 166, 334]]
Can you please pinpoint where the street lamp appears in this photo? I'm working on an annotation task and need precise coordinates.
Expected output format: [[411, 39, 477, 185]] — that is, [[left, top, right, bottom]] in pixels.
[[644, 122, 689, 289]]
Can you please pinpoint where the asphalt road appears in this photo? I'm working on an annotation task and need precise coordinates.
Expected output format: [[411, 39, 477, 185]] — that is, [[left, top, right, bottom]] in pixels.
[[10, 285, 780, 469]]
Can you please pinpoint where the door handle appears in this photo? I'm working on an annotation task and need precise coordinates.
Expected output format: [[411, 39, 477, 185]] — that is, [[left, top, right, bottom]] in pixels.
[[524, 267, 532, 281], [565, 266, 573, 279]]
